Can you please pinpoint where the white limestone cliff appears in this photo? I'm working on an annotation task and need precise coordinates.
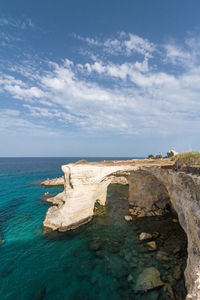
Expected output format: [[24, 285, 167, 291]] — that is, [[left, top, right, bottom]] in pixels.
[[43, 161, 200, 299]]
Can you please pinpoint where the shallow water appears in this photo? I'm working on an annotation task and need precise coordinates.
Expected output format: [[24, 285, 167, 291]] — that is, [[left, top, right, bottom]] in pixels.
[[0, 158, 187, 300]]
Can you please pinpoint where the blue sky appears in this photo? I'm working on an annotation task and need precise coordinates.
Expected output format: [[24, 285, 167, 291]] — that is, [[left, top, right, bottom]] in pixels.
[[0, 0, 200, 157]]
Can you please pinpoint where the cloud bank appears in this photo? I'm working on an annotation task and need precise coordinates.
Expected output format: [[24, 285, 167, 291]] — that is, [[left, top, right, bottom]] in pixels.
[[1, 32, 200, 137]]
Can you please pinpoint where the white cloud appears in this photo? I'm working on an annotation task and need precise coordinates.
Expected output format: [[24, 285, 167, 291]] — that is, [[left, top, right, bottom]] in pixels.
[[0, 73, 45, 101], [0, 108, 60, 136], [102, 33, 156, 58], [75, 32, 156, 58], [0, 109, 20, 116], [0, 17, 34, 30], [164, 44, 192, 66], [75, 35, 100, 46], [163, 34, 200, 69], [5, 85, 45, 99], [1, 32, 200, 137], [124, 33, 155, 57]]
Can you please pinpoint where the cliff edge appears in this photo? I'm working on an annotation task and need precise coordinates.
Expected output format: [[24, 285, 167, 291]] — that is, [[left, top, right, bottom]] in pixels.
[[43, 158, 200, 299]]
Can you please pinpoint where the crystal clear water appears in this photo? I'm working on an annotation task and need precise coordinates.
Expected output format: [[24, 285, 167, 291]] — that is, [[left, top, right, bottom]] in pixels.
[[0, 158, 187, 300]]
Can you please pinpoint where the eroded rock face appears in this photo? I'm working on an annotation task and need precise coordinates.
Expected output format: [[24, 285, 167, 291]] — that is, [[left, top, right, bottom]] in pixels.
[[128, 170, 170, 212], [43, 164, 133, 231], [144, 167, 200, 300], [43, 162, 200, 299]]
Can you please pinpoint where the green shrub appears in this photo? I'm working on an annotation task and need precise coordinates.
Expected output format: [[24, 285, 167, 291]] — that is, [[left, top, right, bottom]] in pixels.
[[167, 151, 175, 158], [147, 154, 155, 159], [75, 160, 88, 164], [155, 154, 163, 159], [94, 201, 107, 216]]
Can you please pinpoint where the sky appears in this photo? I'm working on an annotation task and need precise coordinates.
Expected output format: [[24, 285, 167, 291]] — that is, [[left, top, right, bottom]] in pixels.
[[0, 0, 200, 157]]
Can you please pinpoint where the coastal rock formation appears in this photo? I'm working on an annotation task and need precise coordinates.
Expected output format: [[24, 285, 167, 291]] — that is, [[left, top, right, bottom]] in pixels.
[[41, 176, 64, 186], [45, 191, 65, 208], [135, 267, 164, 291], [43, 160, 200, 299], [145, 166, 200, 300]]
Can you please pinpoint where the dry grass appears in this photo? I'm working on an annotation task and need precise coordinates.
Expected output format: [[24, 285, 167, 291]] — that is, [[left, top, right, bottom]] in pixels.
[[174, 152, 200, 160], [173, 152, 200, 169], [73, 158, 173, 167]]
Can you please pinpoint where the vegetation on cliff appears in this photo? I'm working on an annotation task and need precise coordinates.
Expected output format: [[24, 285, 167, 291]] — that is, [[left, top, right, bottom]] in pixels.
[[94, 201, 107, 216], [173, 152, 200, 172], [147, 153, 163, 159]]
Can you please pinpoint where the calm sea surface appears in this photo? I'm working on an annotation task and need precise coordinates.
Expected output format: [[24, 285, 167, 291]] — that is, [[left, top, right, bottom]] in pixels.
[[0, 157, 187, 300]]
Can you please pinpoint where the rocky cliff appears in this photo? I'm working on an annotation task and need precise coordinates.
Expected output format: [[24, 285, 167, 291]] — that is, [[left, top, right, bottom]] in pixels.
[[43, 160, 200, 299]]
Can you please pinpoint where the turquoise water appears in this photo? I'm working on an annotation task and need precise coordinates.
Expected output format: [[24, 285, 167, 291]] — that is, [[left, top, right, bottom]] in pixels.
[[0, 158, 187, 300]]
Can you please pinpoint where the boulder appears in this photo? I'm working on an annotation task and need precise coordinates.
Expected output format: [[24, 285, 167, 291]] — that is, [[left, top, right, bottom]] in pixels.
[[135, 267, 164, 291], [146, 241, 157, 251], [129, 208, 134, 214], [172, 218, 179, 223], [137, 211, 145, 218], [124, 215, 132, 221], [139, 232, 152, 241]]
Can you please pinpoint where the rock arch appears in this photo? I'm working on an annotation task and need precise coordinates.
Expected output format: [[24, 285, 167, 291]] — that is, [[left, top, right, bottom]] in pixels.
[[43, 163, 200, 299]]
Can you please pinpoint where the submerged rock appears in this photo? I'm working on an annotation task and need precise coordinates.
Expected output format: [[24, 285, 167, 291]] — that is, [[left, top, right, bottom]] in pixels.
[[0, 234, 5, 245], [156, 251, 171, 262], [89, 237, 103, 251], [124, 252, 132, 262], [173, 246, 181, 254], [95, 250, 105, 258], [139, 232, 152, 241], [145, 241, 157, 251], [152, 231, 160, 239], [127, 274, 134, 282], [108, 241, 120, 253], [163, 283, 176, 300], [162, 274, 176, 286], [173, 265, 182, 280], [135, 267, 164, 291]]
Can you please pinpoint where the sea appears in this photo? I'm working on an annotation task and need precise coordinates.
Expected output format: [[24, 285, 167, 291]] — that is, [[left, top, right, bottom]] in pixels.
[[0, 157, 187, 300]]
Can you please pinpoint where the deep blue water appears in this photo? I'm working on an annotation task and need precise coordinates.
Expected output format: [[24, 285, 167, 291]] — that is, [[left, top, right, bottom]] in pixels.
[[0, 158, 187, 300]]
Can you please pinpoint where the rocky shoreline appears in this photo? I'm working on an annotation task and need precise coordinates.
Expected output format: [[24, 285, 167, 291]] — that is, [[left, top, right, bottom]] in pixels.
[[42, 158, 200, 299], [87, 184, 187, 299], [41, 176, 64, 186]]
